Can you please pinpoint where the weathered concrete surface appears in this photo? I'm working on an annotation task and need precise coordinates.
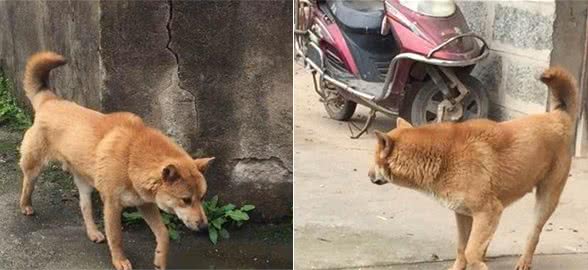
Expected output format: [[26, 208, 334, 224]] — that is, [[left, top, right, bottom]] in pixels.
[[362, 254, 588, 270], [0, 1, 102, 109], [446, 1, 588, 155], [0, 0, 292, 220], [294, 65, 588, 269], [0, 127, 292, 269], [550, 1, 588, 156]]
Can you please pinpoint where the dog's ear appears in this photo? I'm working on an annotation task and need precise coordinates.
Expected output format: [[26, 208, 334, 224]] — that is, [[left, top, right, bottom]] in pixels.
[[194, 157, 215, 173], [396, 117, 413, 129], [374, 130, 393, 159], [162, 164, 180, 183]]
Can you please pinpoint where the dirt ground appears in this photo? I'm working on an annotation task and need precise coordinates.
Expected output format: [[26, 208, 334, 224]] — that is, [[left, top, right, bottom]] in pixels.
[[0, 127, 292, 269], [293, 64, 588, 269]]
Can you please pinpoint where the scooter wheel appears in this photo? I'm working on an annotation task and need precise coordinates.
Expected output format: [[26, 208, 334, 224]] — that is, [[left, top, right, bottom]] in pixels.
[[323, 91, 357, 121], [401, 74, 489, 126]]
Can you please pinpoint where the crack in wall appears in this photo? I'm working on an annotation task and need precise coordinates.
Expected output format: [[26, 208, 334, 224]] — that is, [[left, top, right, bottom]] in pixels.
[[165, 0, 179, 66], [165, 0, 200, 135]]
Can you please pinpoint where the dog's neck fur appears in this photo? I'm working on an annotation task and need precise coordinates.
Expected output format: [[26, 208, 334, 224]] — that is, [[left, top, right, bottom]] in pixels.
[[126, 126, 187, 199], [388, 133, 445, 190]]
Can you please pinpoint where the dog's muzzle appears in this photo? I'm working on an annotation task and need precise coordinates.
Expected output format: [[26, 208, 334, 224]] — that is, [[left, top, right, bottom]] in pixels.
[[368, 168, 386, 185], [185, 220, 208, 232], [368, 166, 387, 185]]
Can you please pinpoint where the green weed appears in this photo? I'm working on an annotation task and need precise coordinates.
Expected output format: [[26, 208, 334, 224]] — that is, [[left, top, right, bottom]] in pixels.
[[122, 210, 182, 240], [122, 195, 255, 244], [0, 72, 32, 130], [204, 195, 255, 245]]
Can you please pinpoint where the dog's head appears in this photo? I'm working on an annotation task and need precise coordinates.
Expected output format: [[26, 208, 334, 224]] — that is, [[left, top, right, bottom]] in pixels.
[[154, 157, 215, 231], [368, 117, 412, 185]]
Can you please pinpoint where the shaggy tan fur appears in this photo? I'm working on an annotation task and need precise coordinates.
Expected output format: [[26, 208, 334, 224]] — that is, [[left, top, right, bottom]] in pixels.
[[19, 51, 214, 270], [369, 67, 577, 270]]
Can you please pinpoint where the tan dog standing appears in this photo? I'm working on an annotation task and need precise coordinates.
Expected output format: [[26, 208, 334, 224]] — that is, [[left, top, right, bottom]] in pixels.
[[368, 67, 577, 270], [19, 51, 214, 270]]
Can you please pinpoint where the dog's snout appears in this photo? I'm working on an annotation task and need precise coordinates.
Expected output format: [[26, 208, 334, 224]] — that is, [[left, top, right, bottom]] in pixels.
[[198, 222, 209, 231], [372, 179, 386, 185]]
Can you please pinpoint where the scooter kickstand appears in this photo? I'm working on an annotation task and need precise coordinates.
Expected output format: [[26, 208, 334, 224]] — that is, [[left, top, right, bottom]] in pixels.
[[349, 109, 376, 139]]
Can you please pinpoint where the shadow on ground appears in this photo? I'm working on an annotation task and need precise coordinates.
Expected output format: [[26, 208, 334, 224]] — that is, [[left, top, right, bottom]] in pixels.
[[0, 127, 292, 269]]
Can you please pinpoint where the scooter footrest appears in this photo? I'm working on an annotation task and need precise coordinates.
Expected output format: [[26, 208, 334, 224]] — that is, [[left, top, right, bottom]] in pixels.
[[345, 79, 385, 100]]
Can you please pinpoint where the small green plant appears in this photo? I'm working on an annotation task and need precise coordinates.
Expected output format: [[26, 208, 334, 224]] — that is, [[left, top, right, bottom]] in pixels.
[[121, 196, 255, 244], [122, 210, 182, 240], [0, 72, 32, 130], [203, 195, 255, 245]]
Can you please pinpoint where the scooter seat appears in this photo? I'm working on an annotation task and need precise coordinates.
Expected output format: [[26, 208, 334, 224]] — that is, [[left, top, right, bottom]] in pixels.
[[327, 0, 385, 34]]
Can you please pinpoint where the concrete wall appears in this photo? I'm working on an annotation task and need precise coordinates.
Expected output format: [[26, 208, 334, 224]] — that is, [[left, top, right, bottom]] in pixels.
[[0, 0, 293, 221], [458, 1, 588, 156], [550, 1, 588, 156], [0, 1, 102, 110], [457, 0, 556, 120]]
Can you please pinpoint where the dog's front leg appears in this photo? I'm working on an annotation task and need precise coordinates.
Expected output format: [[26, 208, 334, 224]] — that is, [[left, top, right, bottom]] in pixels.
[[449, 213, 472, 270], [465, 204, 503, 270], [104, 198, 133, 270], [138, 203, 169, 270]]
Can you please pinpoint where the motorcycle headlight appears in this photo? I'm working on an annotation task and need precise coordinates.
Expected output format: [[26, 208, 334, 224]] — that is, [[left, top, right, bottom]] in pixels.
[[399, 0, 456, 17]]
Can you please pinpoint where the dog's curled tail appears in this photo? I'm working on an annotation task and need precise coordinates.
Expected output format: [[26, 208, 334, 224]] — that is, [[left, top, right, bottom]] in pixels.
[[23, 51, 66, 107], [540, 66, 578, 120]]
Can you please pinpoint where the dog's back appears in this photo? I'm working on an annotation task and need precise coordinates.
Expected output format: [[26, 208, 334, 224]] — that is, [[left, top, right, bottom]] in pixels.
[[22, 52, 145, 178], [436, 67, 578, 206], [491, 67, 577, 204], [381, 67, 578, 206]]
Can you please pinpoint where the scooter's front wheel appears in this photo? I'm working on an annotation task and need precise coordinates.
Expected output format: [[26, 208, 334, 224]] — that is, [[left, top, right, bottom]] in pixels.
[[322, 86, 357, 121], [401, 74, 489, 126]]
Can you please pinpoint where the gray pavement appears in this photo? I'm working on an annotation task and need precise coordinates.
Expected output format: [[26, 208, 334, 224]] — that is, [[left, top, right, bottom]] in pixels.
[[293, 64, 588, 269]]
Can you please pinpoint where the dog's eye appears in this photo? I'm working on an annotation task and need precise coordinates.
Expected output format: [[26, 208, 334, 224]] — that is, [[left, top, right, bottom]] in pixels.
[[182, 198, 192, 205]]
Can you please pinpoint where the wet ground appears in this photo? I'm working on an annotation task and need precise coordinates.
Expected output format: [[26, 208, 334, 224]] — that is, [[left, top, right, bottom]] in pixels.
[[0, 127, 292, 269]]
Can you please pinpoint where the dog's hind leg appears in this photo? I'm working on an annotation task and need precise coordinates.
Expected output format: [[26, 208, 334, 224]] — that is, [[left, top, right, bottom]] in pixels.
[[19, 125, 47, 215], [465, 200, 503, 270], [449, 213, 472, 270], [515, 167, 569, 270], [74, 175, 105, 243]]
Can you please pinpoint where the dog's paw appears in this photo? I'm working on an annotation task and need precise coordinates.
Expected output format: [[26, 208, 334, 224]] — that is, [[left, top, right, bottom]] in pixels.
[[112, 258, 133, 270], [515, 257, 532, 270], [154, 250, 166, 270], [447, 258, 466, 270], [20, 205, 34, 216], [153, 259, 165, 270], [87, 230, 105, 243], [468, 262, 488, 270]]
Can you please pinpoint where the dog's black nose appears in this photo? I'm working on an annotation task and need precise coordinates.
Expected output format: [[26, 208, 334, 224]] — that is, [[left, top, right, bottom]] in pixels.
[[198, 222, 209, 231], [372, 179, 386, 185]]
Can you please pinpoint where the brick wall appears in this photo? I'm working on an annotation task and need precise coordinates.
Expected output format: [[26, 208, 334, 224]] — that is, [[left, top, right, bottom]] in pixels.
[[457, 0, 556, 120]]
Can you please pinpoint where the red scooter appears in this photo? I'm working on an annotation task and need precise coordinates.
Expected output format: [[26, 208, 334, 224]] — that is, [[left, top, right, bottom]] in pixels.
[[295, 0, 490, 138]]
